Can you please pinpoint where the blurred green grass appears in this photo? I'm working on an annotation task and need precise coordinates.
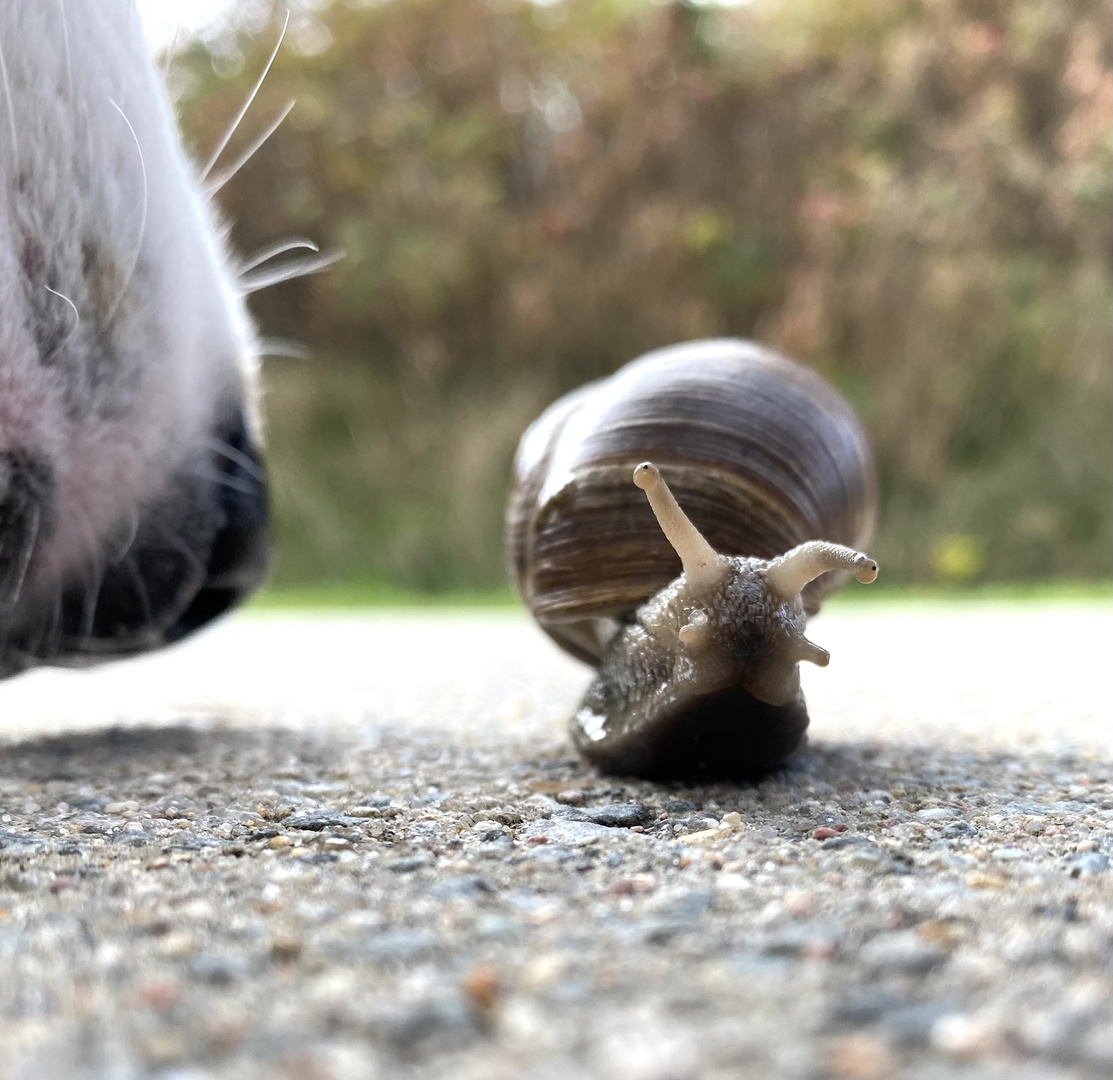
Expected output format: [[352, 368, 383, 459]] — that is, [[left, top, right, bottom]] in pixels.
[[250, 579, 1111, 610], [179, 0, 1111, 595], [250, 582, 518, 609]]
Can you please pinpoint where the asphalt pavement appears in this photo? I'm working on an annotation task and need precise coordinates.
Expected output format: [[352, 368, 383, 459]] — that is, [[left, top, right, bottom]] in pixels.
[[0, 601, 1110, 1080]]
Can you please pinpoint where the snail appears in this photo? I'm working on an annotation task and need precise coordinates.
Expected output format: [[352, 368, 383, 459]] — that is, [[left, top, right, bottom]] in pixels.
[[506, 338, 879, 780]]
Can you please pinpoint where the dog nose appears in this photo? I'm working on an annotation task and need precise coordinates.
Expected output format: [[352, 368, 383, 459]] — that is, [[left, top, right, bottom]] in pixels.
[[161, 411, 271, 643], [0, 408, 271, 677]]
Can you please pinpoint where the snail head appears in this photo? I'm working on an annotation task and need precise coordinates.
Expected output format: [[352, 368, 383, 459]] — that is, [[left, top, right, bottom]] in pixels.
[[631, 461, 877, 708]]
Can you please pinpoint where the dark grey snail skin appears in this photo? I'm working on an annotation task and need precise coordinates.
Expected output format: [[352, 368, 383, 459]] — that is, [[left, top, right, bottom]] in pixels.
[[506, 338, 879, 780]]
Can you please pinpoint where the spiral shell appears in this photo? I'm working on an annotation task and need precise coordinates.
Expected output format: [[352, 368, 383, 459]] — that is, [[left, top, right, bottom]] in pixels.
[[507, 338, 878, 665]]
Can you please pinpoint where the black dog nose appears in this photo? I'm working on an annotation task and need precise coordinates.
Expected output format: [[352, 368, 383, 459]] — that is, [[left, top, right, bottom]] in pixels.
[[162, 411, 271, 643], [0, 407, 271, 677]]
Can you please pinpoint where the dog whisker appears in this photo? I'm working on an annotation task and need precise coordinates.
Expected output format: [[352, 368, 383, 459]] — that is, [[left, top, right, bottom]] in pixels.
[[160, 21, 183, 80], [118, 551, 154, 630], [239, 250, 344, 295], [104, 99, 149, 329], [0, 505, 40, 616], [238, 236, 319, 277], [200, 9, 290, 183], [207, 98, 295, 195], [43, 286, 81, 354], [203, 436, 267, 482], [57, 0, 74, 101], [143, 516, 209, 582], [105, 507, 141, 567], [257, 337, 310, 360], [75, 519, 106, 641], [189, 469, 262, 499], [0, 34, 19, 166]]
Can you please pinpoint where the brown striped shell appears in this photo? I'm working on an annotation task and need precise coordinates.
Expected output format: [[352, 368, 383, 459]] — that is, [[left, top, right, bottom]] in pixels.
[[506, 339, 878, 667]]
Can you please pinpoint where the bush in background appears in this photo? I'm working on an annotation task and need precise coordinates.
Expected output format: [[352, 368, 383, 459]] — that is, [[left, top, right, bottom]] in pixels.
[[175, 0, 1112, 591]]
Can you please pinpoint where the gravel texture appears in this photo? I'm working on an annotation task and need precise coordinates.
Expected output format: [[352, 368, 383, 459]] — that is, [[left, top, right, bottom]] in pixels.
[[0, 602, 1110, 1080]]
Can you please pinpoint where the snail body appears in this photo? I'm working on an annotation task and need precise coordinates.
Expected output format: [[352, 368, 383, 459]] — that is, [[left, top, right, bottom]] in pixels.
[[506, 339, 879, 780]]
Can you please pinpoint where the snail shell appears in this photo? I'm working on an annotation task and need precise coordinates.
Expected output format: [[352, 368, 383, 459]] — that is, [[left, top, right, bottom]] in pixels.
[[506, 338, 879, 780]]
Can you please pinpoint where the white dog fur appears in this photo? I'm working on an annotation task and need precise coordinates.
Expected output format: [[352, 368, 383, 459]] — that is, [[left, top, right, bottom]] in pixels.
[[0, 1, 266, 672], [0, 0, 257, 580]]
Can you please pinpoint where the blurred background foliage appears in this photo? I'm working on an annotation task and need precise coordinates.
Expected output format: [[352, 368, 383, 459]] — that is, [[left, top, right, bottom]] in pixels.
[[173, 0, 1112, 593]]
